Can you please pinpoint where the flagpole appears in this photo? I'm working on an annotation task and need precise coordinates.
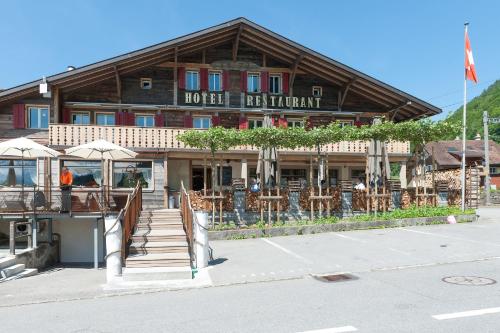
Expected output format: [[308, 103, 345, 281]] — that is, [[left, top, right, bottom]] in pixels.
[[461, 22, 469, 212]]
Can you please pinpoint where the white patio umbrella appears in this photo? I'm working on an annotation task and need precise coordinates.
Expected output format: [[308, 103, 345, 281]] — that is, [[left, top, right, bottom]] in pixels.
[[0, 137, 61, 196], [64, 140, 137, 209], [256, 116, 278, 187]]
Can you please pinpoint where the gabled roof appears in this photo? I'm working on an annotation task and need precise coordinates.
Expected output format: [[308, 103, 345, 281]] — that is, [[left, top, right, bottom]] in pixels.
[[0, 17, 440, 120], [425, 140, 500, 168]]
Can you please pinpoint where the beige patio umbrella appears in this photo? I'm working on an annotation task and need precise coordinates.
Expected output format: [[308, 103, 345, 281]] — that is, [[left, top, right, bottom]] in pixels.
[[256, 115, 278, 187], [65, 139, 137, 209], [0, 137, 61, 196]]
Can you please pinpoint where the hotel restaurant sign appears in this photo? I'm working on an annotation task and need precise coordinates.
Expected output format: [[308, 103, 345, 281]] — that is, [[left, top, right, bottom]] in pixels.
[[184, 91, 321, 109]]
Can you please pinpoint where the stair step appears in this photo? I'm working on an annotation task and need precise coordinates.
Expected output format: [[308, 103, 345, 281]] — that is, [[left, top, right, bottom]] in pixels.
[[0, 256, 16, 270], [122, 266, 192, 281], [126, 253, 191, 268], [129, 241, 188, 254], [1, 264, 25, 278], [136, 224, 184, 231]]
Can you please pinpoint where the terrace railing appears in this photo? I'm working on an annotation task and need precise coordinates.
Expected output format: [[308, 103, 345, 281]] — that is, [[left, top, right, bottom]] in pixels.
[[119, 181, 142, 260], [49, 124, 410, 155], [180, 180, 194, 263]]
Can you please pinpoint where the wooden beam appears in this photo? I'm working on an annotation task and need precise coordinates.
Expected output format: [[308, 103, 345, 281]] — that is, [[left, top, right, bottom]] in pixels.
[[202, 49, 206, 64], [262, 53, 266, 67], [174, 46, 178, 106], [52, 86, 60, 124], [289, 53, 304, 90], [114, 66, 122, 104], [338, 78, 357, 110], [232, 25, 243, 61]]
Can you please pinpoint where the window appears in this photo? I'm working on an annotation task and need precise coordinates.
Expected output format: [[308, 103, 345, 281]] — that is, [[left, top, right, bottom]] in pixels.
[[491, 167, 499, 175], [209, 71, 221, 92], [269, 74, 282, 94], [248, 118, 263, 129], [0, 159, 36, 187], [312, 86, 322, 97], [216, 166, 232, 186], [28, 106, 49, 129], [140, 78, 152, 90], [281, 169, 307, 182], [96, 113, 115, 126], [338, 120, 354, 128], [61, 160, 102, 187], [193, 117, 211, 129], [447, 147, 459, 152], [186, 71, 199, 91], [72, 112, 90, 125], [135, 115, 154, 127], [287, 119, 304, 128], [247, 73, 260, 93], [351, 169, 365, 181], [113, 161, 153, 189]]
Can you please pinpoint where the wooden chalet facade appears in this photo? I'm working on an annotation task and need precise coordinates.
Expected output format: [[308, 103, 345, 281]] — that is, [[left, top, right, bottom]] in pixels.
[[0, 17, 440, 217]]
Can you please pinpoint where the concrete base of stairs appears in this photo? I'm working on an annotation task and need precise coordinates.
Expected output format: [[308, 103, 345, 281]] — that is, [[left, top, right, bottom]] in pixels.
[[122, 266, 193, 281]]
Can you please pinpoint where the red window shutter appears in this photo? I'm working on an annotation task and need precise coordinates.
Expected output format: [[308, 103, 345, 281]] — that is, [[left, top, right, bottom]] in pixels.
[[184, 115, 193, 128], [238, 116, 248, 129], [178, 67, 186, 89], [200, 68, 208, 90], [306, 117, 313, 129], [116, 112, 124, 125], [282, 72, 290, 95], [222, 70, 230, 91], [278, 117, 288, 128], [240, 71, 247, 92], [261, 71, 269, 93], [212, 115, 220, 127], [127, 113, 135, 126], [12, 104, 25, 129], [154, 113, 165, 127], [62, 108, 71, 124]]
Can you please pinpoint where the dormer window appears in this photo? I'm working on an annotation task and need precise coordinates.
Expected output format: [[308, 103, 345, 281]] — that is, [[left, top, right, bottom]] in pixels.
[[269, 74, 282, 94], [247, 73, 260, 93], [140, 78, 152, 90], [312, 86, 322, 97]]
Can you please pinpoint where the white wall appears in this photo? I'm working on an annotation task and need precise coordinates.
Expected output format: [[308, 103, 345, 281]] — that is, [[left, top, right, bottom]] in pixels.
[[168, 160, 190, 191], [52, 217, 104, 263]]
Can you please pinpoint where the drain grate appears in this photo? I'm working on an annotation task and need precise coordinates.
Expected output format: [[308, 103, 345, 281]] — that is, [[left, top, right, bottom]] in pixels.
[[313, 273, 358, 283], [442, 276, 496, 286]]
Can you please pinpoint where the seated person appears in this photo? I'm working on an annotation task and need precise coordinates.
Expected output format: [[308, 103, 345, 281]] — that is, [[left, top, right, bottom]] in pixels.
[[249, 177, 260, 193], [354, 177, 366, 190]]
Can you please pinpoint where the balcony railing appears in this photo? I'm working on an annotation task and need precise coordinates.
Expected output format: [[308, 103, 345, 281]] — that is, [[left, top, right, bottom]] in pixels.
[[49, 124, 410, 155]]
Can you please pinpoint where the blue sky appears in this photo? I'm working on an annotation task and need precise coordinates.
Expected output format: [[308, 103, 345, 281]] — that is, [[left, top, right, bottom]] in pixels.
[[1, 0, 498, 119]]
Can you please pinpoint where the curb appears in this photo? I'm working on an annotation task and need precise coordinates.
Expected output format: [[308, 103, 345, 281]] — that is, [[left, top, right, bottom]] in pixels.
[[208, 214, 477, 240]]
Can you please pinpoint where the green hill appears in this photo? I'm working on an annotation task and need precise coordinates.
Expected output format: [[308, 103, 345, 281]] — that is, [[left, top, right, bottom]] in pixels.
[[446, 80, 500, 143]]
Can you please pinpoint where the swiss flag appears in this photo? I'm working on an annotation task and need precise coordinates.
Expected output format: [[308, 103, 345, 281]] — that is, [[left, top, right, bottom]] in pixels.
[[465, 29, 478, 83]]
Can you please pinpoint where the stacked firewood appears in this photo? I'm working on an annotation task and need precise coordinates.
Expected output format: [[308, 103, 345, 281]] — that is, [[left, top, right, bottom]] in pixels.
[[422, 168, 471, 190], [188, 191, 211, 211], [246, 190, 260, 212], [352, 189, 366, 211]]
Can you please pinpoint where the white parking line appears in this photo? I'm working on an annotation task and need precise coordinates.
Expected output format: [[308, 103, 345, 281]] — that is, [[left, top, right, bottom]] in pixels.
[[400, 228, 500, 247], [261, 238, 313, 264], [432, 306, 500, 320], [297, 326, 358, 333], [333, 233, 367, 243]]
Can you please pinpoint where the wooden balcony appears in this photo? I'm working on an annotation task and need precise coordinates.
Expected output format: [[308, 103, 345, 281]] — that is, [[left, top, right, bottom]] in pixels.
[[49, 124, 410, 155]]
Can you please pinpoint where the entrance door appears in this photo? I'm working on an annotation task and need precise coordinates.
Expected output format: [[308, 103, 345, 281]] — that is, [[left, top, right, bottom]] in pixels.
[[192, 167, 212, 191]]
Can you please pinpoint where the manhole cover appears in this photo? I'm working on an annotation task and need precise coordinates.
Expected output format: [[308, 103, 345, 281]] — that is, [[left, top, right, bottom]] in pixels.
[[313, 273, 358, 283], [442, 276, 496, 286]]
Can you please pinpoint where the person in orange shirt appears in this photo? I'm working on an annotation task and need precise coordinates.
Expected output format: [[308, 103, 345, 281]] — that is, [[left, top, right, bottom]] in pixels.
[[60, 166, 73, 186], [60, 166, 73, 212]]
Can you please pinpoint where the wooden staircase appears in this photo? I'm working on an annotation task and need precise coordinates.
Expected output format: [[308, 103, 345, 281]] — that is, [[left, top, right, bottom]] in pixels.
[[122, 209, 192, 281]]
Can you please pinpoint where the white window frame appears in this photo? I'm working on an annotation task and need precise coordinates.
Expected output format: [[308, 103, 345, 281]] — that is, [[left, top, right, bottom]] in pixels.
[[96, 112, 116, 126], [208, 71, 222, 92], [111, 159, 155, 192], [312, 86, 323, 97], [247, 72, 261, 93], [71, 111, 90, 125], [248, 118, 264, 129], [27, 105, 49, 129], [0, 158, 38, 189], [186, 70, 200, 91], [338, 120, 354, 128], [193, 116, 212, 129], [269, 73, 282, 94], [287, 119, 304, 128], [135, 114, 155, 127], [140, 78, 152, 90]]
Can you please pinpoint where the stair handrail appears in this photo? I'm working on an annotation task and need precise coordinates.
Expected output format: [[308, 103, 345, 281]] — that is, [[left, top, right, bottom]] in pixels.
[[180, 180, 196, 264]]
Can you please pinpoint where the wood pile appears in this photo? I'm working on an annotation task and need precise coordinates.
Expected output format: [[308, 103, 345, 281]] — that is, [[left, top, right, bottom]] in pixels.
[[352, 189, 366, 211], [246, 190, 260, 212]]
